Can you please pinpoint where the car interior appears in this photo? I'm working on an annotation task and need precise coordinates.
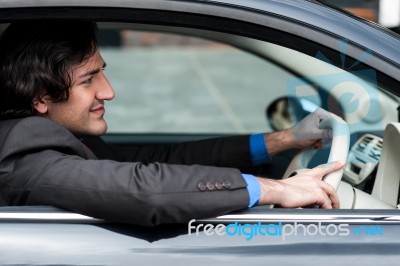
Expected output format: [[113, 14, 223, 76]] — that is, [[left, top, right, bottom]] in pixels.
[[96, 22, 400, 211]]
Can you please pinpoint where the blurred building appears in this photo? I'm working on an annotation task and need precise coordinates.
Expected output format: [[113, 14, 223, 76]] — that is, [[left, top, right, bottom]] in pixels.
[[322, 0, 400, 31]]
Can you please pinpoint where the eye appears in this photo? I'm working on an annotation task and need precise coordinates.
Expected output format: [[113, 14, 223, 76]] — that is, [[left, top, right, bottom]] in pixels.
[[82, 77, 93, 85]]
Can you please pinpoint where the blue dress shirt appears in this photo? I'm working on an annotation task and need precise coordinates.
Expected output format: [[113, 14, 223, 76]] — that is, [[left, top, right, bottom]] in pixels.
[[243, 133, 271, 207]]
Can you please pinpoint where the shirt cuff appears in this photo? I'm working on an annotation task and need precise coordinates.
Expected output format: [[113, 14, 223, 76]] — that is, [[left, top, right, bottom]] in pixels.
[[242, 174, 261, 207], [249, 133, 271, 165]]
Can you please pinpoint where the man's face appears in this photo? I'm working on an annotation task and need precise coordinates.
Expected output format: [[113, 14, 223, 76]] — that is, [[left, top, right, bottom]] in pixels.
[[36, 49, 115, 136]]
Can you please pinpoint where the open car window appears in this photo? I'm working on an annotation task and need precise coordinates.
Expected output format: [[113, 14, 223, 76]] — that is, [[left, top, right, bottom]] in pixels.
[[100, 27, 297, 134], [97, 22, 400, 207], [99, 23, 399, 138]]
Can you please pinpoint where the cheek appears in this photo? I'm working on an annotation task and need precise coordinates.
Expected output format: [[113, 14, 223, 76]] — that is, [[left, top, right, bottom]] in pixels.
[[47, 101, 84, 123], [49, 105, 74, 123], [46, 87, 94, 122], [68, 88, 95, 110]]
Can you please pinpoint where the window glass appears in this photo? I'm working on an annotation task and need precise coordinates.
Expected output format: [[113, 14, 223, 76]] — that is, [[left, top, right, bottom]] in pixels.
[[100, 29, 296, 134]]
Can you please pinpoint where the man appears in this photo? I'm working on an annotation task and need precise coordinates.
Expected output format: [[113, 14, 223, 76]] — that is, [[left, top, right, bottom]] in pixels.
[[0, 21, 343, 226]]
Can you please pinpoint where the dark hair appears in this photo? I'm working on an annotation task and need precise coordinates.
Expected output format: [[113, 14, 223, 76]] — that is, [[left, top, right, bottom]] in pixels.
[[0, 21, 98, 119]]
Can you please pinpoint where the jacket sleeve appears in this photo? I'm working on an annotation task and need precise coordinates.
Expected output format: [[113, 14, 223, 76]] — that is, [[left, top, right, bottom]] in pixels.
[[0, 118, 249, 226], [83, 134, 254, 169]]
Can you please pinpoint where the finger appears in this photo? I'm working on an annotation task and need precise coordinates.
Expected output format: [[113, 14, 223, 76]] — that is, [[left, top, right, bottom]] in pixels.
[[313, 139, 330, 149], [318, 180, 340, 209], [322, 128, 332, 139], [313, 140, 323, 149], [320, 199, 333, 209], [309, 161, 345, 178], [314, 108, 332, 120], [315, 108, 341, 121], [311, 128, 331, 140], [313, 189, 333, 209]]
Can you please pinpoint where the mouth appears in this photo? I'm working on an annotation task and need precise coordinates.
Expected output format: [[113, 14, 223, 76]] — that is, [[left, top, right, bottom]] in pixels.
[[90, 106, 105, 116]]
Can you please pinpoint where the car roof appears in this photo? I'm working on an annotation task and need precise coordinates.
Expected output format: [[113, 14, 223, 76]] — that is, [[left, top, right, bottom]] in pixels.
[[1, 0, 398, 69]]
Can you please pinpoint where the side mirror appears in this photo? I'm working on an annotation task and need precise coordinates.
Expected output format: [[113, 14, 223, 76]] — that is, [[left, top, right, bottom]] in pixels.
[[266, 96, 319, 131]]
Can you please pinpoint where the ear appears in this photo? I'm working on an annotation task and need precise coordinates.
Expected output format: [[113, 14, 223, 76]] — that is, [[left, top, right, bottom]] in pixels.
[[32, 96, 50, 115]]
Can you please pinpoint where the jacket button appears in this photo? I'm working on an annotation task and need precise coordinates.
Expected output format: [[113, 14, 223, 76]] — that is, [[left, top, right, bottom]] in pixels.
[[215, 182, 224, 190], [197, 182, 207, 191], [206, 182, 215, 191], [223, 181, 231, 189]]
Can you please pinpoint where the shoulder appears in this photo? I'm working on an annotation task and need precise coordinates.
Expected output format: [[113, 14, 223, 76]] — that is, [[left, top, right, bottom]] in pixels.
[[0, 116, 74, 141], [0, 117, 87, 160]]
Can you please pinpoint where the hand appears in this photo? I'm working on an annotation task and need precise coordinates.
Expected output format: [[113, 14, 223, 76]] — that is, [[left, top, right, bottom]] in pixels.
[[256, 161, 344, 209], [288, 108, 337, 149], [263, 108, 338, 155]]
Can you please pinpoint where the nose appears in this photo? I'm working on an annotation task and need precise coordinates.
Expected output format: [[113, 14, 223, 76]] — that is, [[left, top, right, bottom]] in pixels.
[[96, 73, 115, 101]]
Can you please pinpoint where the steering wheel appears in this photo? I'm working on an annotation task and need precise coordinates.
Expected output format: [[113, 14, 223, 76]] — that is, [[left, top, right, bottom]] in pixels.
[[283, 116, 350, 190]]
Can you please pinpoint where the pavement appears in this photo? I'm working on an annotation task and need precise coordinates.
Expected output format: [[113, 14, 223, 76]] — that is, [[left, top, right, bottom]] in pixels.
[[101, 47, 292, 134]]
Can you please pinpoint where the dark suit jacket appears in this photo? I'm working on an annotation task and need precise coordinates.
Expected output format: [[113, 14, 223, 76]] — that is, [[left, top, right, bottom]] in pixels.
[[0, 117, 253, 226]]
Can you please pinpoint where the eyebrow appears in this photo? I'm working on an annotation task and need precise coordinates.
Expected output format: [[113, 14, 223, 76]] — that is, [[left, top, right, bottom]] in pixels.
[[78, 62, 107, 79]]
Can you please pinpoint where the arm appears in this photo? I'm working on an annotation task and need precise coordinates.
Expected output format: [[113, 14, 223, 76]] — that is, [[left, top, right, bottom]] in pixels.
[[8, 151, 249, 226], [84, 134, 254, 168], [0, 117, 249, 226], [0, 116, 342, 228]]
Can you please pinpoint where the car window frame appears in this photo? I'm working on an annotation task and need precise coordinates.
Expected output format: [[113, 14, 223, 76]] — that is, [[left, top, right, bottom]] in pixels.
[[0, 3, 399, 219], [1, 5, 399, 94]]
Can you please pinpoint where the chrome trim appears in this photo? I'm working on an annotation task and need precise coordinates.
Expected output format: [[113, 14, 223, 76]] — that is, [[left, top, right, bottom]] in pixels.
[[201, 213, 400, 224], [1, 207, 399, 225], [0, 212, 102, 223]]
